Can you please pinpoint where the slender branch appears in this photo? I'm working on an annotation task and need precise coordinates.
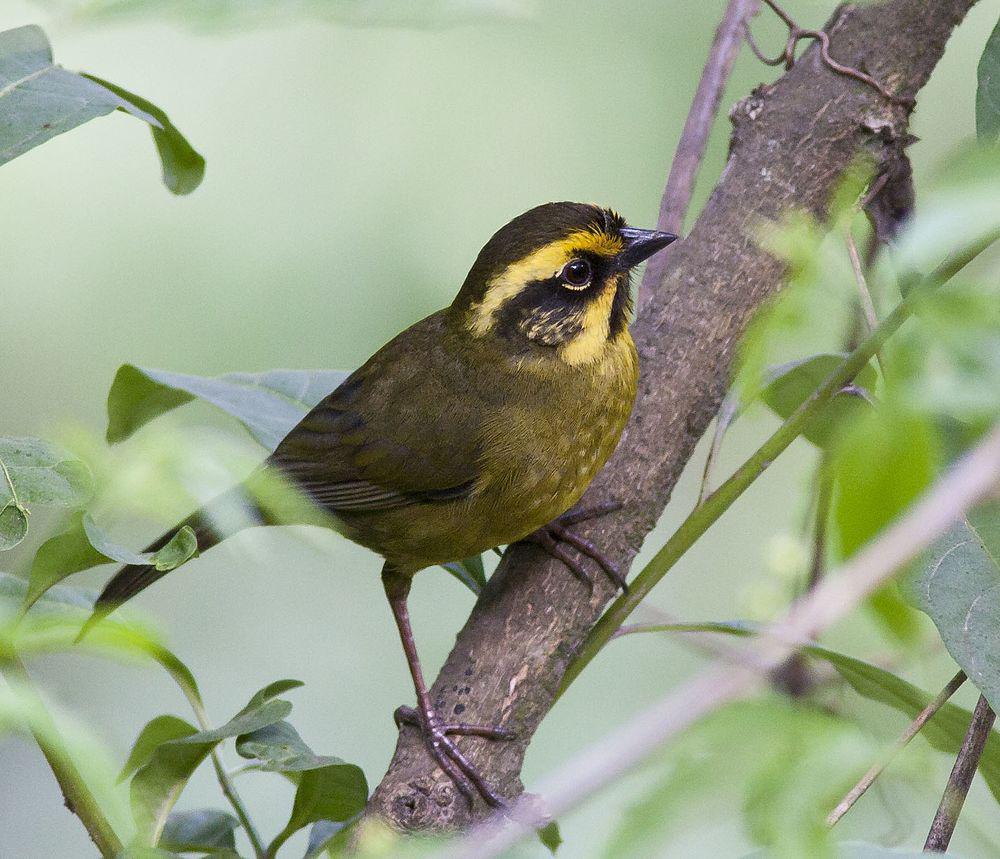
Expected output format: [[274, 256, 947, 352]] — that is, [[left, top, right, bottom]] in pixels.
[[263, 822, 296, 859], [826, 669, 967, 827], [773, 452, 833, 695], [640, 0, 758, 309], [560, 232, 998, 695], [696, 392, 740, 507], [1, 655, 122, 857], [447, 422, 1000, 859], [185, 695, 265, 858], [925, 694, 998, 852], [846, 228, 887, 377], [657, 0, 757, 235]]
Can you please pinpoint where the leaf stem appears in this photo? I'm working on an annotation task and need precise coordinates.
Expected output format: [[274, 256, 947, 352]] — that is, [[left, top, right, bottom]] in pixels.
[[184, 694, 266, 859], [845, 227, 887, 377], [826, 669, 967, 827], [263, 822, 296, 859], [0, 654, 122, 857], [0, 453, 27, 516], [639, 0, 759, 308], [559, 233, 999, 696], [925, 693, 997, 852]]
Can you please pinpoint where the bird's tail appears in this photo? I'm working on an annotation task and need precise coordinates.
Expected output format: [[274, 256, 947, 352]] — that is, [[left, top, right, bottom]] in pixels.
[[89, 485, 266, 625]]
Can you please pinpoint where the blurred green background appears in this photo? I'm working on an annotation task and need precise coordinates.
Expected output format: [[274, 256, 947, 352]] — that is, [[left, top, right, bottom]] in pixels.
[[2, 1, 1000, 856]]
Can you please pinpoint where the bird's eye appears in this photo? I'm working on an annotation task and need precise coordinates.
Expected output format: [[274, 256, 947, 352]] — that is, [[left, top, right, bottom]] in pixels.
[[560, 258, 592, 290]]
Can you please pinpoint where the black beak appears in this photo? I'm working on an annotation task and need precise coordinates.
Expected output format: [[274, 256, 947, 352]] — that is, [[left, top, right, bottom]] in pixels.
[[617, 227, 678, 270]]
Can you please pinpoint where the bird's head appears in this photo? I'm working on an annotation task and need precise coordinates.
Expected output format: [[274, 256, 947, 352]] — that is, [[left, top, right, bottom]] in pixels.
[[451, 202, 676, 365]]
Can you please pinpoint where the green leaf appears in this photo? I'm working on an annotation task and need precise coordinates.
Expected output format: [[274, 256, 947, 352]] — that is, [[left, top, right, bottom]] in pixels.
[[0, 504, 28, 551], [106, 364, 350, 451], [0, 437, 92, 508], [622, 621, 1000, 804], [25, 513, 109, 611], [305, 819, 356, 857], [735, 213, 859, 400], [605, 698, 869, 858], [82, 74, 205, 195], [115, 848, 184, 859], [978, 16, 1000, 140], [23, 512, 201, 613], [119, 716, 198, 783], [285, 762, 369, 833], [234, 679, 304, 717], [903, 499, 1000, 715], [160, 809, 239, 853], [538, 820, 562, 854], [894, 143, 1000, 273], [831, 409, 938, 640], [235, 720, 341, 772], [441, 555, 487, 595], [761, 354, 877, 448], [888, 280, 1000, 424], [0, 434, 95, 550], [130, 683, 296, 844], [83, 515, 198, 572], [149, 526, 198, 571], [0, 26, 202, 194]]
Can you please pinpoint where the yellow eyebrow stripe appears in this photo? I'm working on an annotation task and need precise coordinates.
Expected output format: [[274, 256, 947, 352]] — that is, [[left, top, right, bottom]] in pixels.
[[467, 230, 623, 336]]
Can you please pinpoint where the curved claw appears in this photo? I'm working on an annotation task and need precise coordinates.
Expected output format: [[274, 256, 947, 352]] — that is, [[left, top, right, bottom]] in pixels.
[[392, 705, 513, 808], [521, 501, 629, 593]]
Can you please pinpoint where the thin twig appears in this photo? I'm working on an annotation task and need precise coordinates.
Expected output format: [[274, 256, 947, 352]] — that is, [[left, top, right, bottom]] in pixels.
[[1, 655, 122, 857], [826, 669, 967, 828], [846, 228, 887, 377], [696, 392, 741, 507], [444, 422, 1000, 859], [639, 0, 758, 309], [925, 694, 998, 852], [659, 0, 758, 236], [773, 453, 833, 695], [809, 455, 833, 589], [186, 695, 265, 858]]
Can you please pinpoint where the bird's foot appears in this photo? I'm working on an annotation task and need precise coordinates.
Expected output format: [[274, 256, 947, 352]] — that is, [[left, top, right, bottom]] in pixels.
[[521, 501, 628, 593], [392, 705, 515, 809]]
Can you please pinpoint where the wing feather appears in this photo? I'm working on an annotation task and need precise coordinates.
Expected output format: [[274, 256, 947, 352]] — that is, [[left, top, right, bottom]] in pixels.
[[267, 312, 483, 516]]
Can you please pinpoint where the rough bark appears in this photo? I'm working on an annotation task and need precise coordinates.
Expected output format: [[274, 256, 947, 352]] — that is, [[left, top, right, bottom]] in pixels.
[[366, 0, 976, 830]]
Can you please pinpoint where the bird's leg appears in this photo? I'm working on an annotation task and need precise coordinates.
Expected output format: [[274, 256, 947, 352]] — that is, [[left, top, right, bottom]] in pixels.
[[381, 564, 512, 809], [520, 500, 629, 593]]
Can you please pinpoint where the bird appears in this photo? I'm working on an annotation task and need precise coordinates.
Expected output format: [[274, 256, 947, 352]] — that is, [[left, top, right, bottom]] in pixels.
[[89, 202, 676, 808]]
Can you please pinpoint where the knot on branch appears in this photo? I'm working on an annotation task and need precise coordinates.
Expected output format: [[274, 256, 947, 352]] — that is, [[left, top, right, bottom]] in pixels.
[[380, 775, 461, 831]]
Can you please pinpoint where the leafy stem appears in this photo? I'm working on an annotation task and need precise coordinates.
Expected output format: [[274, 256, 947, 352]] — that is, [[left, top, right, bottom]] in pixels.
[[0, 654, 122, 857], [559, 231, 1000, 696], [263, 822, 296, 859], [184, 692, 266, 858]]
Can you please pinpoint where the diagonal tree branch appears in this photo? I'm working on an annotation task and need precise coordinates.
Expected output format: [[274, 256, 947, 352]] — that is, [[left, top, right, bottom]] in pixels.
[[366, 0, 977, 831], [447, 421, 1000, 858]]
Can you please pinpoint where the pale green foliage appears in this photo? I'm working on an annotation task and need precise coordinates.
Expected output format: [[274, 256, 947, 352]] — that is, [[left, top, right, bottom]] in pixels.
[[978, 17, 1000, 140], [0, 26, 203, 192], [904, 500, 1000, 715], [607, 698, 873, 859]]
